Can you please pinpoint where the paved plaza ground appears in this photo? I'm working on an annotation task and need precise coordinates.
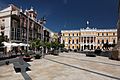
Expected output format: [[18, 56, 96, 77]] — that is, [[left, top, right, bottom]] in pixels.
[[0, 52, 120, 80]]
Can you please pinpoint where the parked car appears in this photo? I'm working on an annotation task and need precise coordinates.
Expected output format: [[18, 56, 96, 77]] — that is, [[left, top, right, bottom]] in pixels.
[[86, 53, 96, 57], [63, 48, 69, 52], [48, 50, 54, 55], [61, 48, 68, 53], [74, 49, 77, 52]]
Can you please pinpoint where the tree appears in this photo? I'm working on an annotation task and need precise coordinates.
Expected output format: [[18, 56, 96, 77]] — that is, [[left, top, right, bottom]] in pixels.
[[59, 43, 65, 49], [30, 39, 43, 51], [0, 32, 5, 47], [51, 41, 59, 50], [44, 41, 51, 50]]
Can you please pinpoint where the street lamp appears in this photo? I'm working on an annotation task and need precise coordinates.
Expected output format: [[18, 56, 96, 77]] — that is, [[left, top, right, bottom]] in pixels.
[[40, 16, 46, 58], [26, 16, 30, 53]]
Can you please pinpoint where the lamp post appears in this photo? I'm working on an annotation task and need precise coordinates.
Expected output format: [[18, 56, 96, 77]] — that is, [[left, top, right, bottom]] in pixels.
[[40, 17, 46, 58], [26, 16, 29, 53]]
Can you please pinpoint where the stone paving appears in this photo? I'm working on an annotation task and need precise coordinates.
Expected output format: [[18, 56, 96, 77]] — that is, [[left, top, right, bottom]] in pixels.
[[0, 52, 120, 80]]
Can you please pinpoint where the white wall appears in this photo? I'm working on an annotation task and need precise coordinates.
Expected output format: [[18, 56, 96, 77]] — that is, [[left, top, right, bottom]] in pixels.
[[4, 17, 11, 39]]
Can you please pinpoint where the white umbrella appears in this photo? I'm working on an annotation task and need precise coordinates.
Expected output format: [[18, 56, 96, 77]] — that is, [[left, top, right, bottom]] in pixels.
[[19, 43, 26, 46], [19, 43, 30, 47], [25, 44, 30, 47], [11, 43, 19, 47], [2, 42, 12, 47]]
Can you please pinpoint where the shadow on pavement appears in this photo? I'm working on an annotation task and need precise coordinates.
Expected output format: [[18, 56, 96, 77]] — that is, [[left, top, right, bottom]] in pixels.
[[59, 55, 120, 67], [45, 58, 120, 80], [13, 57, 32, 80], [21, 72, 32, 80], [0, 58, 18, 66]]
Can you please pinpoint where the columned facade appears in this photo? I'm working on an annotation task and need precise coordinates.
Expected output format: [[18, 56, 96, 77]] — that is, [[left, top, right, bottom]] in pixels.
[[61, 27, 117, 51]]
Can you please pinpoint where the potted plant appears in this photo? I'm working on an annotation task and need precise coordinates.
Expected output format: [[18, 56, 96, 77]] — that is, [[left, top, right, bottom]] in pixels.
[[23, 53, 32, 62], [34, 54, 41, 59]]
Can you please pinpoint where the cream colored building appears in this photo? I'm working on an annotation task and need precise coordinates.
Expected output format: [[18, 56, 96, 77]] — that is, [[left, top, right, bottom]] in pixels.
[[61, 27, 117, 51]]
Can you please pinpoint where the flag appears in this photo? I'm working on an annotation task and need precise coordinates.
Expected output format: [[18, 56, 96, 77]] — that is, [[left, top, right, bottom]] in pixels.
[[87, 21, 89, 25]]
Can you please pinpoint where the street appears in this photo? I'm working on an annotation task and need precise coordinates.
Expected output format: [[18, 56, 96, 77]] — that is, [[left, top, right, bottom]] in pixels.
[[0, 52, 120, 80]]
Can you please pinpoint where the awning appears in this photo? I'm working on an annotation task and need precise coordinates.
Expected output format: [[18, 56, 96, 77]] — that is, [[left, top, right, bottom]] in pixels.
[[2, 42, 12, 47], [11, 43, 19, 47], [19, 43, 30, 47], [2, 42, 19, 47], [2, 42, 30, 47]]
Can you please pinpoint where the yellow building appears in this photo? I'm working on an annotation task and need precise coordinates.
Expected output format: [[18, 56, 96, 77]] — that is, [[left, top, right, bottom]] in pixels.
[[61, 27, 117, 51]]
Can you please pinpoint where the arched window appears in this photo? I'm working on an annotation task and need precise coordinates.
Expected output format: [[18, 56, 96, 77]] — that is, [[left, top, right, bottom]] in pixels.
[[77, 33, 78, 36], [69, 40, 70, 44], [73, 33, 74, 36], [72, 46, 74, 49], [102, 33, 104, 36], [113, 39, 115, 44], [102, 40, 104, 44], [98, 40, 100, 44], [106, 39, 108, 44], [72, 40, 74, 44], [76, 39, 78, 44]]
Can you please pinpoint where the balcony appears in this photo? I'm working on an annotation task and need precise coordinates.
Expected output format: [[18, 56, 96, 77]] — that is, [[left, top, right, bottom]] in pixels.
[[12, 11, 19, 15]]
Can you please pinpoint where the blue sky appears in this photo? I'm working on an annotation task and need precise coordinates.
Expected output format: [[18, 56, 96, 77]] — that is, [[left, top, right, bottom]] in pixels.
[[0, 0, 119, 32]]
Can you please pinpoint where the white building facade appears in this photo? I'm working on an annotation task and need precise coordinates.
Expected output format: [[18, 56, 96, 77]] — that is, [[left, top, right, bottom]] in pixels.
[[61, 27, 117, 51], [0, 4, 45, 52]]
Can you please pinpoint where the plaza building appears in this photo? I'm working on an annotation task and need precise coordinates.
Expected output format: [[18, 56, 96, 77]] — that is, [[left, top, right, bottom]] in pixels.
[[0, 4, 53, 52], [61, 27, 117, 51]]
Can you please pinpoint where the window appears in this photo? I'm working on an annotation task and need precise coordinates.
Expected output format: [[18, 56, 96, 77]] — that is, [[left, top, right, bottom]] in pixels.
[[98, 40, 100, 44], [91, 40, 93, 43], [69, 40, 70, 44], [87, 37, 89, 43], [113, 39, 115, 44], [87, 39, 89, 43], [106, 39, 108, 43], [72, 40, 74, 44], [76, 39, 78, 44], [73, 33, 74, 36], [72, 46, 74, 49], [77, 33, 78, 36], [98, 33, 99, 36], [30, 14, 32, 17], [84, 40, 86, 43], [102, 33, 104, 36], [77, 46, 79, 49], [113, 33, 115, 36], [81, 37, 83, 42], [106, 33, 108, 36], [102, 40, 104, 44], [2, 19, 5, 22], [84, 37, 86, 43], [68, 46, 70, 49]]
